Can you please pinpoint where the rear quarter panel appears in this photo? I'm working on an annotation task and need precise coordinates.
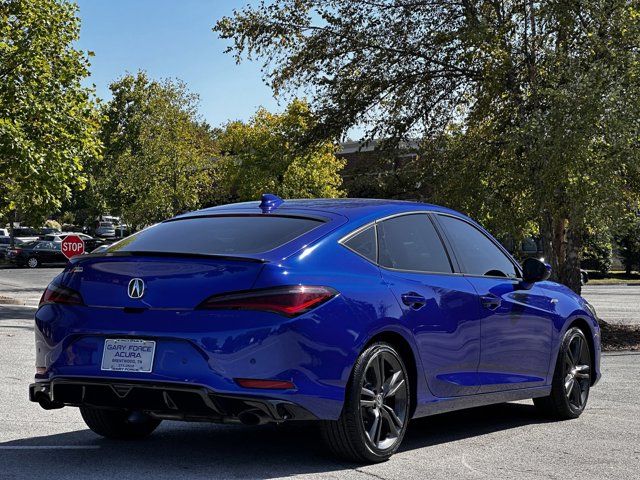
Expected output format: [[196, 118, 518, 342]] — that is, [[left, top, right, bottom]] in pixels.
[[253, 227, 433, 415]]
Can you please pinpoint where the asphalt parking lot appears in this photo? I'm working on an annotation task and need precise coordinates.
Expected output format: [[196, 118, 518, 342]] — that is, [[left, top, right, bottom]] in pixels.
[[1, 303, 639, 480]]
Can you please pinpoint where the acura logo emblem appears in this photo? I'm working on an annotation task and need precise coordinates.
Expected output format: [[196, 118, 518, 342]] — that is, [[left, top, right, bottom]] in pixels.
[[127, 278, 145, 299]]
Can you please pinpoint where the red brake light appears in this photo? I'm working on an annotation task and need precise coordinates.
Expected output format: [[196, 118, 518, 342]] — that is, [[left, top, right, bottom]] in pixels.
[[39, 283, 83, 307], [198, 285, 338, 317], [235, 378, 295, 390]]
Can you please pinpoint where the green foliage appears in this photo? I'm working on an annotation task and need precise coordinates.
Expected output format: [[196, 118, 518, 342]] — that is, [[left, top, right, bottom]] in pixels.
[[216, 0, 640, 293], [615, 215, 640, 274], [58, 211, 75, 227], [43, 219, 61, 231], [99, 73, 217, 229], [582, 232, 613, 275], [0, 0, 102, 225], [215, 100, 345, 201]]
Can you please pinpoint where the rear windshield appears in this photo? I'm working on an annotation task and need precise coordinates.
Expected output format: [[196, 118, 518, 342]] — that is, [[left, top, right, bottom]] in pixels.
[[106, 215, 324, 256]]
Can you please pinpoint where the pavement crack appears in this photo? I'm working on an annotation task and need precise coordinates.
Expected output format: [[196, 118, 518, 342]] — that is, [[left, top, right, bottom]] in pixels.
[[355, 468, 389, 480]]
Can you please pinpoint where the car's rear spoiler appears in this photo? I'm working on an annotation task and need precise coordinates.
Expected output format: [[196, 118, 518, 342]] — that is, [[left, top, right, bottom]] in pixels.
[[70, 251, 267, 264]]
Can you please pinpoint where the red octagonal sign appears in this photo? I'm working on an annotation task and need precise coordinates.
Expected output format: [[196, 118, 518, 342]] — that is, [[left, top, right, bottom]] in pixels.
[[61, 234, 85, 260]]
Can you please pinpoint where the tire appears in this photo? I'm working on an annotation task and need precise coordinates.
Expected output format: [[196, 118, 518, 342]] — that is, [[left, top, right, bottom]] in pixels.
[[80, 406, 161, 439], [534, 327, 591, 419], [27, 257, 39, 268], [321, 342, 410, 463]]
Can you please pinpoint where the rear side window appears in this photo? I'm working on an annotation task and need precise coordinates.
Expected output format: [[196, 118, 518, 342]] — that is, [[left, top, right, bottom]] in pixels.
[[107, 215, 323, 255], [437, 215, 518, 278], [343, 226, 377, 262], [377, 214, 452, 273]]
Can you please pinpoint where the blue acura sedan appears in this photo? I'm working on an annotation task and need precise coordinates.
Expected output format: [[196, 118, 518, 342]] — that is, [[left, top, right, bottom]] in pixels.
[[30, 195, 601, 462]]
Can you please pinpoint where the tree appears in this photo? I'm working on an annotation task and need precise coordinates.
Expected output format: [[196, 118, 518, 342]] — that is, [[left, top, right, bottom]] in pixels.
[[615, 215, 640, 275], [0, 0, 102, 241], [216, 0, 640, 293], [215, 99, 345, 201], [581, 231, 613, 276], [99, 73, 217, 229]]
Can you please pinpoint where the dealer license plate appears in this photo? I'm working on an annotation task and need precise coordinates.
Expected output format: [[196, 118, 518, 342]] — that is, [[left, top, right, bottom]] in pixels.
[[101, 339, 156, 373]]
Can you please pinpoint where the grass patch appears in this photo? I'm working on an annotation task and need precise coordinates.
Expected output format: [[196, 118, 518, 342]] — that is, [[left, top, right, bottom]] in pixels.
[[586, 270, 640, 286], [600, 321, 640, 351]]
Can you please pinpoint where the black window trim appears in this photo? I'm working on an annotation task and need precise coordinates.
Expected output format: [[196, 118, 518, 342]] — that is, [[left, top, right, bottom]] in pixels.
[[339, 211, 463, 277], [433, 212, 523, 280]]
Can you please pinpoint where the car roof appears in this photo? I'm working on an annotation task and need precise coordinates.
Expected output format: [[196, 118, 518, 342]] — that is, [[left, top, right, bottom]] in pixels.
[[178, 198, 465, 223]]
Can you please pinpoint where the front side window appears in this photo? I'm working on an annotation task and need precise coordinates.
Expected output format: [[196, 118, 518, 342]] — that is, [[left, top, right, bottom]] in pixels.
[[377, 214, 452, 273], [107, 215, 324, 256], [437, 215, 518, 278]]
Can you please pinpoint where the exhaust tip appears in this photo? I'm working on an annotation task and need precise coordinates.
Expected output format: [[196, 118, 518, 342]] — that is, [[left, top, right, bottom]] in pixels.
[[35, 392, 63, 410], [238, 409, 268, 426]]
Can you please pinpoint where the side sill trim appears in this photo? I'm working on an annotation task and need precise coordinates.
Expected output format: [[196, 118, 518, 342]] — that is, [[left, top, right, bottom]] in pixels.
[[412, 385, 552, 419]]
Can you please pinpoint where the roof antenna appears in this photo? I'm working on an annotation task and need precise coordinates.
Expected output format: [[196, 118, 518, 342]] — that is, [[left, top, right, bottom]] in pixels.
[[259, 193, 284, 213]]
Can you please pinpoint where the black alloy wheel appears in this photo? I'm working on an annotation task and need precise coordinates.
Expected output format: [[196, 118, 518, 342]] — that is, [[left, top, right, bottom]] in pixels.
[[322, 342, 410, 463], [359, 349, 409, 450]]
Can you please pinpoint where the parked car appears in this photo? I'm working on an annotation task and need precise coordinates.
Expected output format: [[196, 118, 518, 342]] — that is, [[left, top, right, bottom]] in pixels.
[[95, 221, 116, 238], [0, 237, 24, 259], [30, 195, 601, 463], [6, 240, 67, 268], [0, 228, 9, 237], [43, 232, 107, 252], [39, 227, 61, 237], [12, 226, 40, 242]]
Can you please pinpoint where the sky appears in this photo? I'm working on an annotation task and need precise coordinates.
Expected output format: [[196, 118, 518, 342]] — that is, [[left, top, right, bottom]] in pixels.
[[75, 0, 281, 128]]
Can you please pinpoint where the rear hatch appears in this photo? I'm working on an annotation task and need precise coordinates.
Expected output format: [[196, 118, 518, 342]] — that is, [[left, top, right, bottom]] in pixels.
[[61, 255, 264, 309], [58, 212, 344, 309]]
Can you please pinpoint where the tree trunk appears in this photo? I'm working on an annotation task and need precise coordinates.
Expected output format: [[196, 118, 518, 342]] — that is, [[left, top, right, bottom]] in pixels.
[[539, 213, 582, 295], [8, 210, 16, 249], [560, 226, 583, 295]]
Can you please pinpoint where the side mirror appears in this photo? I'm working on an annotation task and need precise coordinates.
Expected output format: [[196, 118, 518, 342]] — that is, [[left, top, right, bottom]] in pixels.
[[520, 257, 551, 290]]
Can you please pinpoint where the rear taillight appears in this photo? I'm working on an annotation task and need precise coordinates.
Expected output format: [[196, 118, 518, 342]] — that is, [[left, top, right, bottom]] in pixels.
[[9, 248, 21, 254], [197, 285, 338, 317], [39, 283, 83, 307]]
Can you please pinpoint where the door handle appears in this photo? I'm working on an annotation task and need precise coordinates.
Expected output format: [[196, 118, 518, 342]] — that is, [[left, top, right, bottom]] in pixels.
[[401, 292, 427, 310], [480, 294, 502, 310]]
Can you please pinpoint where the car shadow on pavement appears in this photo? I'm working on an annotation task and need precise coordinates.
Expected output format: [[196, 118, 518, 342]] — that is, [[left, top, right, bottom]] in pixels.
[[0, 305, 36, 321], [0, 402, 550, 479]]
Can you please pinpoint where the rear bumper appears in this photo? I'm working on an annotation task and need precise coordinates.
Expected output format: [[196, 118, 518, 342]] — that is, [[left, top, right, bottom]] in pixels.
[[29, 378, 317, 424], [33, 298, 362, 420]]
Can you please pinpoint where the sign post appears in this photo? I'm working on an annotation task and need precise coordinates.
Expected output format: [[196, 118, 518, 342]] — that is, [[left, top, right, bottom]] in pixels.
[[61, 234, 85, 260]]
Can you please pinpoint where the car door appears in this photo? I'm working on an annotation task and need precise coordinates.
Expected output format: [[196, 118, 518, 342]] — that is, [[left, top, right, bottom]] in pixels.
[[33, 242, 53, 264], [434, 214, 555, 393], [50, 241, 67, 263], [376, 213, 482, 397]]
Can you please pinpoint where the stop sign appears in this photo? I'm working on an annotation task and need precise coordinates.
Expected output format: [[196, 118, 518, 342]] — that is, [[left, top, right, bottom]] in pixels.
[[61, 234, 85, 260]]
